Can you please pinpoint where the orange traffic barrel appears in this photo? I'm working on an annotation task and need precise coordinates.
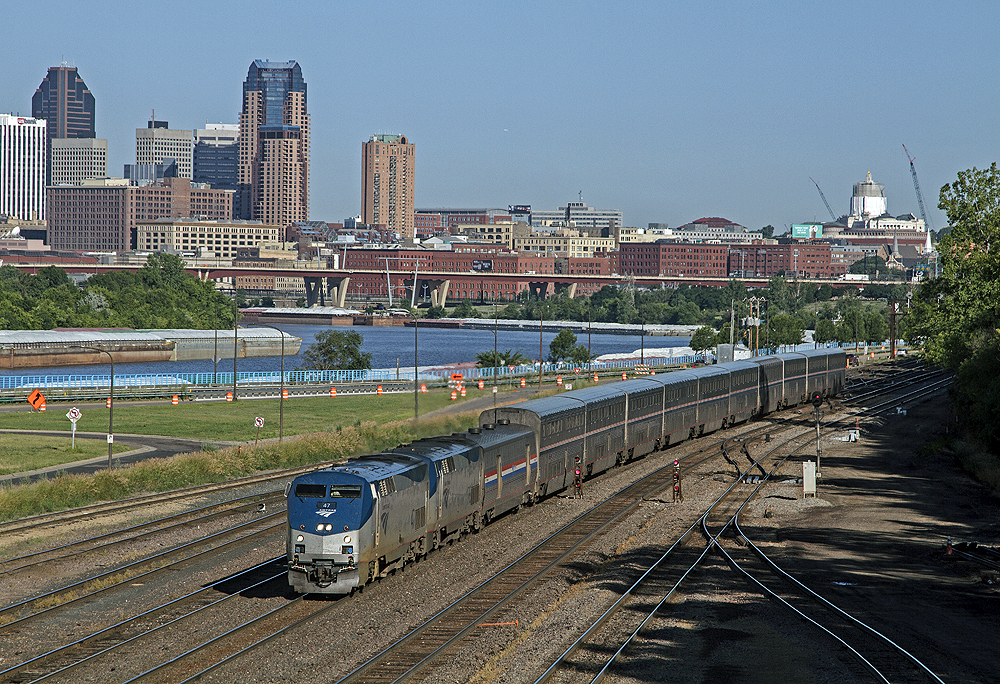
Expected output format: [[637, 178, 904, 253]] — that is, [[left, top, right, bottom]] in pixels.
[[450, 390, 457, 401], [226, 392, 233, 402], [520, 378, 526, 388], [330, 387, 337, 397], [172, 395, 179, 405], [377, 385, 383, 396]]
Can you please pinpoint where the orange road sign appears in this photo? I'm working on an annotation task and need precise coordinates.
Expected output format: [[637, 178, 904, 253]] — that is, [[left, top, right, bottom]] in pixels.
[[27, 389, 45, 410]]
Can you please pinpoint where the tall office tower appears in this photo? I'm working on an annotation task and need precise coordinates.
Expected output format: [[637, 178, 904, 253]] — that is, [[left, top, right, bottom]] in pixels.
[[136, 120, 193, 179], [238, 60, 309, 225], [0, 114, 47, 220], [362, 134, 415, 240], [50, 137, 108, 184], [31, 66, 96, 185], [194, 123, 239, 193]]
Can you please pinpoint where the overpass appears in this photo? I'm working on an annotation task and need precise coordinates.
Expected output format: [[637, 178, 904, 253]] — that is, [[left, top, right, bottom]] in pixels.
[[9, 260, 866, 306]]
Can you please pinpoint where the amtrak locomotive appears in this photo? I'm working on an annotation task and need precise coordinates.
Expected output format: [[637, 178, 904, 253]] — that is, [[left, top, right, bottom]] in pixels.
[[286, 348, 845, 594]]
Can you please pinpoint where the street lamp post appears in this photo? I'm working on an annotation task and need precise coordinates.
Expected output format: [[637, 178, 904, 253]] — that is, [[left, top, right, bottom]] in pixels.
[[413, 313, 419, 421], [74, 346, 114, 469], [233, 299, 239, 401], [493, 304, 499, 408], [254, 324, 285, 442]]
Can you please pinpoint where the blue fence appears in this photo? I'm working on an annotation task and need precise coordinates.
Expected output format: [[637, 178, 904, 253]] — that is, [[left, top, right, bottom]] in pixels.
[[0, 355, 706, 391]]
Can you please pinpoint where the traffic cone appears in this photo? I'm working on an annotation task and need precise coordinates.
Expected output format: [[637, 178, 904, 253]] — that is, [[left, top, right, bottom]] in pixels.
[[420, 383, 427, 394], [172, 395, 179, 405], [330, 387, 337, 397], [377, 385, 383, 396]]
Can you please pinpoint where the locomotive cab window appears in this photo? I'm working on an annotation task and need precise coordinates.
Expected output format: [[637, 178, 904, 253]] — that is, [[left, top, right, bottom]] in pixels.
[[294, 484, 326, 498], [329, 485, 363, 498]]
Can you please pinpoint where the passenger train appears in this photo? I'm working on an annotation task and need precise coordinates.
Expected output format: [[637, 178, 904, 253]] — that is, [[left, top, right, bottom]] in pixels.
[[286, 348, 846, 594]]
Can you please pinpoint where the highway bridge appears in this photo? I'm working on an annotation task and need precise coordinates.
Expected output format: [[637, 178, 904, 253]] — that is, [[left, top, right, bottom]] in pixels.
[[8, 260, 865, 307]]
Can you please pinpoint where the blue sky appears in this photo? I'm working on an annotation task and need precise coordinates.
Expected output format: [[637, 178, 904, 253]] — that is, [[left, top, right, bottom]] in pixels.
[[4, 1, 997, 233]]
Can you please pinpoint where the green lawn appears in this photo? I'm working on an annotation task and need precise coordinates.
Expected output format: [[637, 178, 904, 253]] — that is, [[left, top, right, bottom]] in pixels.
[[0, 388, 486, 443], [0, 434, 131, 476]]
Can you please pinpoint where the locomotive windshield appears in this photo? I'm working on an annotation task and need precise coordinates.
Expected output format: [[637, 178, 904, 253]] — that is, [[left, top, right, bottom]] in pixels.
[[329, 485, 363, 498], [294, 484, 326, 498]]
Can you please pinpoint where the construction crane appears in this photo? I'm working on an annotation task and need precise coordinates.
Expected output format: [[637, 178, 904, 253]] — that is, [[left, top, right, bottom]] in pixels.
[[902, 144, 934, 234], [809, 177, 837, 222]]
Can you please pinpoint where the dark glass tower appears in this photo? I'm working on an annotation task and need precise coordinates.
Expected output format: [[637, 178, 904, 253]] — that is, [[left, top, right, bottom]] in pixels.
[[32, 66, 96, 184], [237, 60, 309, 223]]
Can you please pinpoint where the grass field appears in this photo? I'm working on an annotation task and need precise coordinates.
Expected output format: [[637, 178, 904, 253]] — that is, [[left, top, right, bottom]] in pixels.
[[0, 388, 486, 442], [0, 434, 131, 476]]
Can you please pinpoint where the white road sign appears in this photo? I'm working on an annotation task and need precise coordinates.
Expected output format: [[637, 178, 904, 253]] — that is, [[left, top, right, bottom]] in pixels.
[[254, 416, 264, 428], [66, 407, 82, 422]]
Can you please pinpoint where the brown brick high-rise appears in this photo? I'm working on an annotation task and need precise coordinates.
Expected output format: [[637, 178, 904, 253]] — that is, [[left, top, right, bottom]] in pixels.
[[32, 66, 96, 185], [362, 134, 414, 240], [238, 60, 309, 224]]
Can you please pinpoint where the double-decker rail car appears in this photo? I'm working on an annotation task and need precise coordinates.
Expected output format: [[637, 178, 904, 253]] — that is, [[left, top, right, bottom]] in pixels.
[[752, 355, 784, 415], [776, 352, 808, 407], [464, 422, 536, 518], [483, 396, 585, 499], [720, 360, 761, 427], [802, 348, 846, 398], [619, 378, 668, 460], [562, 385, 628, 478], [655, 370, 700, 445], [695, 366, 731, 435]]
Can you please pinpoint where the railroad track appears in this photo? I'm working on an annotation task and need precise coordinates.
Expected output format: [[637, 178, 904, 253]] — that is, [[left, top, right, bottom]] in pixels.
[[530, 370, 950, 683], [0, 360, 942, 683]]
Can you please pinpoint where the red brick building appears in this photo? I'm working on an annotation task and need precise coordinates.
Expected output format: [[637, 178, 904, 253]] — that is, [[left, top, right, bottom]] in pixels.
[[619, 241, 729, 277], [728, 241, 844, 278]]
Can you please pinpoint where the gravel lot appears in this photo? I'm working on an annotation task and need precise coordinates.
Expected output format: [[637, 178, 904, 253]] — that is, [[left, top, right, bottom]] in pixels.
[[2, 378, 997, 684]]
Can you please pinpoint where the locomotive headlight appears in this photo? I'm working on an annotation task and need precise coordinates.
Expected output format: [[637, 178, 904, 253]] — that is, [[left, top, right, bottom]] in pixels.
[[325, 524, 333, 531], [316, 523, 324, 531], [296, 535, 304, 542], [343, 535, 352, 544]]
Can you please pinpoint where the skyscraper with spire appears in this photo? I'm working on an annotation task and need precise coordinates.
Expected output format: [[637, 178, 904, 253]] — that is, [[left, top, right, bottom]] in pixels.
[[31, 65, 97, 185], [237, 60, 309, 224]]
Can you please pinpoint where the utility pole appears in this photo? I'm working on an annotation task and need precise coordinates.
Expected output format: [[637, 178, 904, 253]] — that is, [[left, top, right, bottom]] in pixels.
[[888, 296, 908, 360]]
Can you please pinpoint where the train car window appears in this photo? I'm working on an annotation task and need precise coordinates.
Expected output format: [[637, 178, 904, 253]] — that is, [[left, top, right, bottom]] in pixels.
[[329, 485, 363, 498], [294, 483, 326, 498]]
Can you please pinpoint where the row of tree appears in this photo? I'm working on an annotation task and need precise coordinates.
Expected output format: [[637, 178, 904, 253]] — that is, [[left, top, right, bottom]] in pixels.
[[0, 254, 236, 330]]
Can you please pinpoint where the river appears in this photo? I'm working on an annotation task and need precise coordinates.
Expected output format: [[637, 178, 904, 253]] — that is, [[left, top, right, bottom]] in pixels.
[[5, 324, 692, 378]]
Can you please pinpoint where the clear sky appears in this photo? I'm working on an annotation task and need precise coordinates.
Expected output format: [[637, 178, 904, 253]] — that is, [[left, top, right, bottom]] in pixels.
[[4, 1, 997, 233]]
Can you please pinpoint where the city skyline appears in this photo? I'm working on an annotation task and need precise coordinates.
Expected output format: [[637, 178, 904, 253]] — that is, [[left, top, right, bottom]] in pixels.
[[4, 1, 998, 232]]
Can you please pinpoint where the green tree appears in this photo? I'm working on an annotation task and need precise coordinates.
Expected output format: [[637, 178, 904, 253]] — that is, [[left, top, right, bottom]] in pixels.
[[863, 309, 888, 344], [548, 328, 579, 362], [768, 313, 805, 349], [814, 318, 837, 345], [476, 349, 530, 368], [448, 299, 481, 318], [424, 305, 447, 319], [761, 225, 776, 239], [690, 326, 717, 354], [301, 330, 372, 370], [907, 163, 1000, 446]]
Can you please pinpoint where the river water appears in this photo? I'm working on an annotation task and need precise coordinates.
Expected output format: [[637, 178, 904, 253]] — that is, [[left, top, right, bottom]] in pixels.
[[6, 324, 692, 379]]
